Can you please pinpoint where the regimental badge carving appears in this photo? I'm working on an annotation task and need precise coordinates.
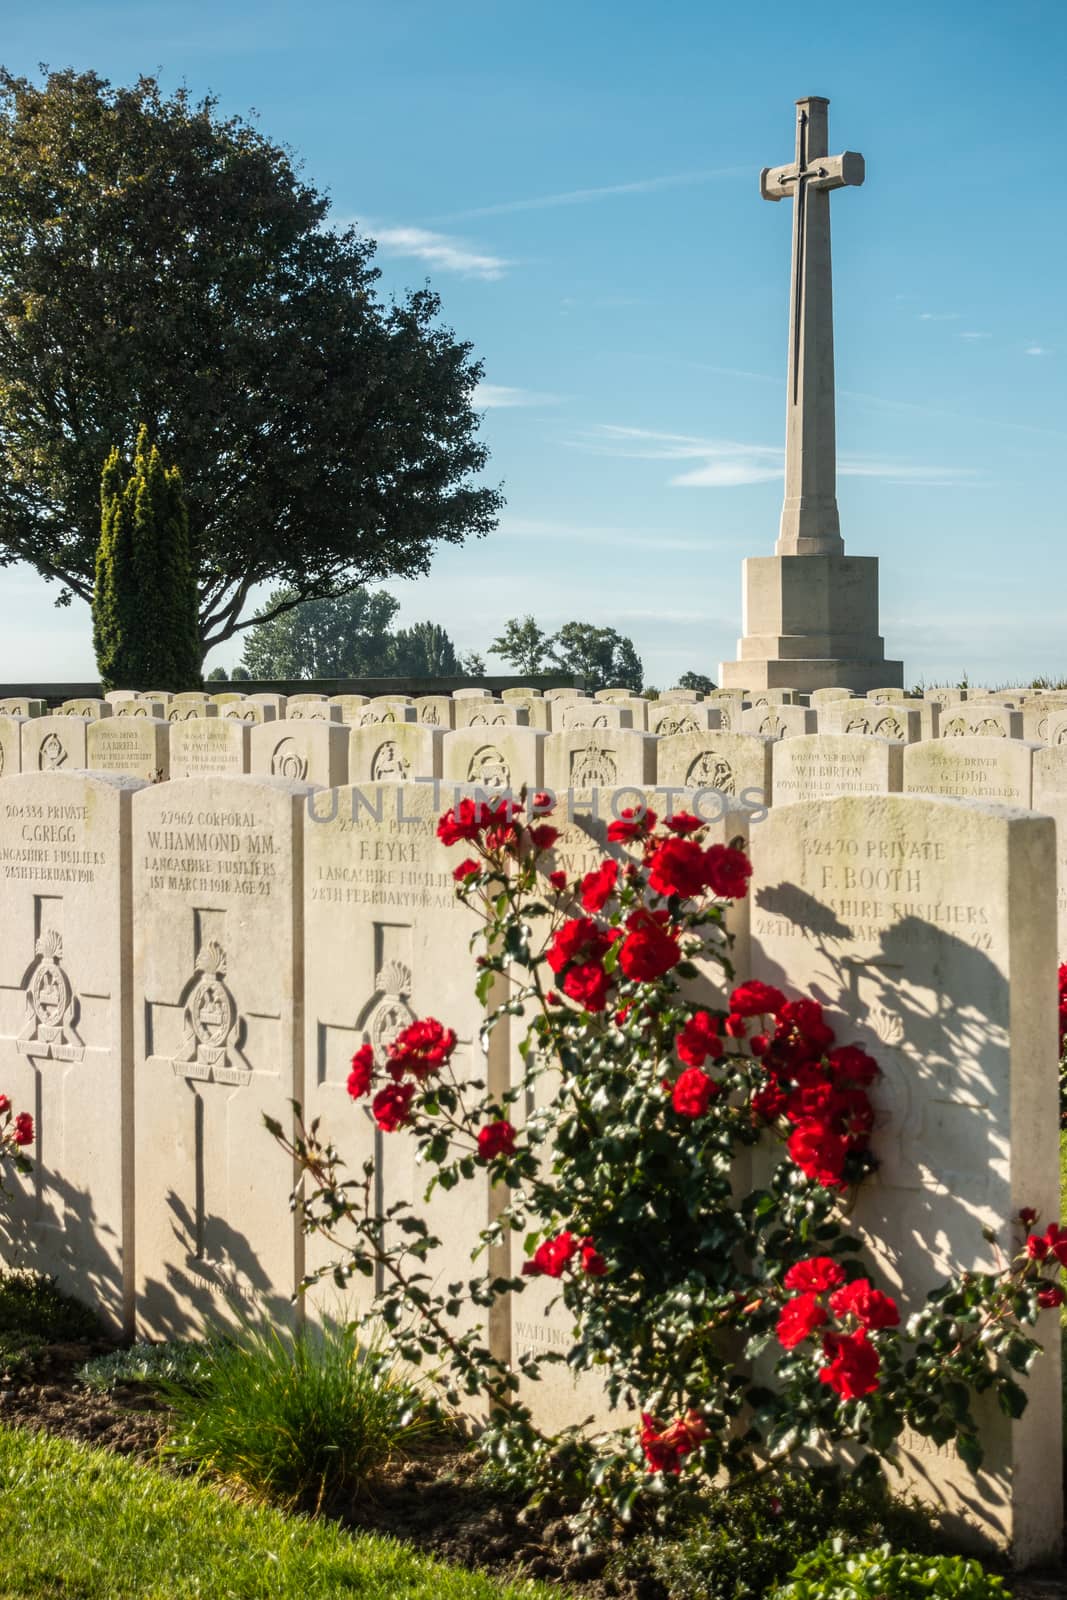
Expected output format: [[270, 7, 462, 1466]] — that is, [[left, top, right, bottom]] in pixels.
[[469, 713, 508, 726], [655, 712, 698, 736], [943, 716, 968, 737], [719, 708, 732, 732], [872, 715, 905, 740], [570, 743, 618, 786], [18, 930, 83, 1062], [420, 706, 440, 725], [1037, 714, 1050, 740], [126, 706, 148, 718], [758, 714, 783, 740], [38, 732, 67, 771], [171, 941, 246, 1084], [845, 715, 872, 734], [686, 751, 735, 794], [358, 960, 417, 1060], [270, 737, 308, 780], [0, 741, 6, 777], [466, 745, 511, 788], [359, 710, 396, 726], [973, 718, 1006, 738], [1057, 726, 1067, 747], [371, 740, 410, 781]]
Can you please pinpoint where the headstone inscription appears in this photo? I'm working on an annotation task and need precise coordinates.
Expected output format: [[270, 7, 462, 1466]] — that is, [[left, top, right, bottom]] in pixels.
[[903, 738, 1036, 807], [0, 771, 143, 1333], [747, 794, 1061, 1561], [86, 717, 169, 781], [169, 718, 252, 778], [133, 776, 310, 1336], [771, 732, 903, 802]]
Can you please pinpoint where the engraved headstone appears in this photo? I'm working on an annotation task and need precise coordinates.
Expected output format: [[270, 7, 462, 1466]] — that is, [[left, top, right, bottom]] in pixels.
[[167, 701, 218, 723], [220, 700, 277, 725], [543, 729, 657, 792], [1032, 747, 1067, 956], [328, 695, 370, 723], [21, 715, 89, 774], [286, 702, 342, 723], [58, 699, 112, 719], [412, 696, 455, 729], [355, 702, 418, 728], [646, 702, 722, 737], [169, 718, 252, 778], [0, 698, 44, 718], [0, 717, 26, 779], [133, 775, 310, 1334], [810, 686, 852, 705], [939, 706, 1022, 740], [903, 738, 1036, 806], [442, 727, 547, 792], [819, 699, 925, 742], [86, 717, 169, 781], [771, 732, 902, 803], [557, 703, 633, 731], [348, 723, 445, 783], [655, 729, 772, 808], [748, 794, 1061, 1561], [115, 700, 167, 720], [738, 705, 817, 741], [249, 721, 348, 788], [453, 700, 530, 730], [0, 771, 143, 1332]]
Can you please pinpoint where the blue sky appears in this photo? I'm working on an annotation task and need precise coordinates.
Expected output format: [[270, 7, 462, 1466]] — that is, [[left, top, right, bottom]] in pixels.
[[3, 0, 1065, 688]]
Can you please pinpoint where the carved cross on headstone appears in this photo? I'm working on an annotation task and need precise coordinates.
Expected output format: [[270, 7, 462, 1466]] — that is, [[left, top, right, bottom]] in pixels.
[[761, 96, 864, 557]]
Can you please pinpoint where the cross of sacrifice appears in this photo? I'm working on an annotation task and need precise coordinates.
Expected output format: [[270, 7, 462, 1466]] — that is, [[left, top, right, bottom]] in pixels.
[[760, 96, 864, 558]]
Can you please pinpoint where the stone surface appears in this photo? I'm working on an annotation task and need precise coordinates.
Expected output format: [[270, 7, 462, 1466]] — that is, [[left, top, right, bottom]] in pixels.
[[133, 776, 310, 1335], [248, 693, 288, 713], [169, 718, 252, 778], [21, 715, 89, 775], [0, 717, 23, 779], [1031, 747, 1067, 957], [348, 723, 445, 783], [167, 701, 218, 723], [748, 795, 1061, 1561], [0, 770, 143, 1334], [738, 705, 818, 740], [939, 706, 1023, 740], [452, 688, 490, 699], [771, 732, 902, 802], [412, 696, 455, 729], [220, 701, 277, 724], [655, 729, 773, 810], [557, 702, 634, 731], [543, 729, 657, 792], [705, 691, 749, 732], [441, 727, 547, 792], [86, 717, 169, 781], [287, 702, 342, 723], [903, 738, 1036, 806], [453, 700, 530, 730], [646, 703, 722, 737], [57, 699, 112, 719], [115, 701, 168, 721], [493, 695, 550, 731], [328, 695, 370, 723], [0, 699, 44, 718], [819, 699, 924, 743], [354, 702, 418, 727], [810, 686, 852, 705], [249, 721, 349, 788], [748, 690, 799, 707]]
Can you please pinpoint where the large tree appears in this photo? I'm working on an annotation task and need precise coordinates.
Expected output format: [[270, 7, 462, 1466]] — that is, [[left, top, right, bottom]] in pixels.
[[489, 614, 552, 675], [239, 586, 402, 679], [0, 69, 502, 661]]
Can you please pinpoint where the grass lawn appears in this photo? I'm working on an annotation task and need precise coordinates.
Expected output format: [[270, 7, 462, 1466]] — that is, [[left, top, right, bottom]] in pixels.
[[0, 1424, 561, 1600]]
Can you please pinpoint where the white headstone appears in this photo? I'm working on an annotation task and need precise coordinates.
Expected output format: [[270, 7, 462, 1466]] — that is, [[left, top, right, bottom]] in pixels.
[[21, 715, 89, 775], [903, 738, 1036, 807], [442, 727, 547, 792], [169, 718, 252, 778], [646, 703, 722, 737], [86, 716, 169, 781], [543, 729, 656, 793], [771, 732, 903, 802], [738, 705, 818, 741], [655, 730, 772, 809], [348, 723, 445, 783], [249, 721, 349, 787]]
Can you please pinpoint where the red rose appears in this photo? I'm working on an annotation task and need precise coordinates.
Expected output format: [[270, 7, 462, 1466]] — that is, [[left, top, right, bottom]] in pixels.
[[579, 1237, 608, 1276], [372, 1082, 414, 1133], [0, 1094, 10, 1116], [753, 1081, 788, 1122], [347, 1043, 375, 1099], [730, 981, 787, 1018], [546, 917, 615, 976], [778, 998, 835, 1050], [724, 1012, 748, 1038], [648, 837, 711, 899], [618, 908, 680, 982], [1039, 1285, 1066, 1309], [522, 1231, 578, 1278], [828, 1278, 900, 1331], [787, 1120, 849, 1188], [528, 823, 559, 851], [783, 1256, 846, 1294], [703, 843, 752, 900], [12, 1112, 32, 1147], [437, 798, 485, 846], [477, 1120, 517, 1161], [549, 870, 567, 892], [671, 1067, 719, 1118], [607, 806, 657, 844], [580, 859, 618, 912], [452, 857, 480, 883], [676, 1010, 724, 1067], [1028, 1233, 1051, 1261], [1018, 1207, 1038, 1226], [561, 961, 612, 1013], [827, 1044, 879, 1087], [531, 791, 554, 815], [665, 812, 704, 836], [640, 1409, 707, 1474], [387, 1017, 457, 1080], [750, 1033, 770, 1057], [819, 1329, 880, 1399], [776, 1292, 828, 1349]]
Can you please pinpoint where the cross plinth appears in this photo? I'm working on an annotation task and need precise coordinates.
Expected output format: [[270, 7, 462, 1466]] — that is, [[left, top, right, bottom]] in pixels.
[[762, 96, 863, 557]]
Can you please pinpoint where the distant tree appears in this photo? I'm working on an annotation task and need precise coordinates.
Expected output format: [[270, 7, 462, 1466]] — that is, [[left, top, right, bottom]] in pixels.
[[92, 428, 200, 690], [389, 621, 460, 677], [230, 664, 250, 681], [206, 666, 227, 682], [459, 650, 486, 677], [490, 615, 552, 676], [239, 587, 400, 679], [548, 623, 643, 693], [677, 671, 717, 694], [0, 68, 502, 664]]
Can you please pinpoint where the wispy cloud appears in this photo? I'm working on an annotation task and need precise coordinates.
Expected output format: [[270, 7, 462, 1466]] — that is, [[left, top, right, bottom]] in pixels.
[[918, 312, 962, 322], [496, 515, 727, 554], [566, 425, 981, 490], [429, 166, 746, 223], [959, 331, 991, 340], [1026, 344, 1049, 356], [472, 383, 562, 409], [369, 226, 511, 279]]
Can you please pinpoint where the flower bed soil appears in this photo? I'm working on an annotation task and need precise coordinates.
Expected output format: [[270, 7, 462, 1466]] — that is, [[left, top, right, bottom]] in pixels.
[[0, 1340, 1063, 1600]]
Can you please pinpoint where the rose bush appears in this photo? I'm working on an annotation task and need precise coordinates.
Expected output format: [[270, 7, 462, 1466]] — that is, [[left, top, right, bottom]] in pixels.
[[270, 794, 1060, 1527]]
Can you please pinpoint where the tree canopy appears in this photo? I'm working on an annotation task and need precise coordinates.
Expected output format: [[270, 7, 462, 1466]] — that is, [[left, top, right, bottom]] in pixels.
[[237, 586, 462, 679], [0, 68, 501, 660], [491, 615, 643, 692]]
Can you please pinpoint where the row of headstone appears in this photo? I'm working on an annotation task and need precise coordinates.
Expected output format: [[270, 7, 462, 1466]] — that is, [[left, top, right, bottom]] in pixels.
[[0, 768, 1057, 1557]]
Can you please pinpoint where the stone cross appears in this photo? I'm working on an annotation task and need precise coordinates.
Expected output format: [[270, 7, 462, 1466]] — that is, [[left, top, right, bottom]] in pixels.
[[761, 96, 864, 557]]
